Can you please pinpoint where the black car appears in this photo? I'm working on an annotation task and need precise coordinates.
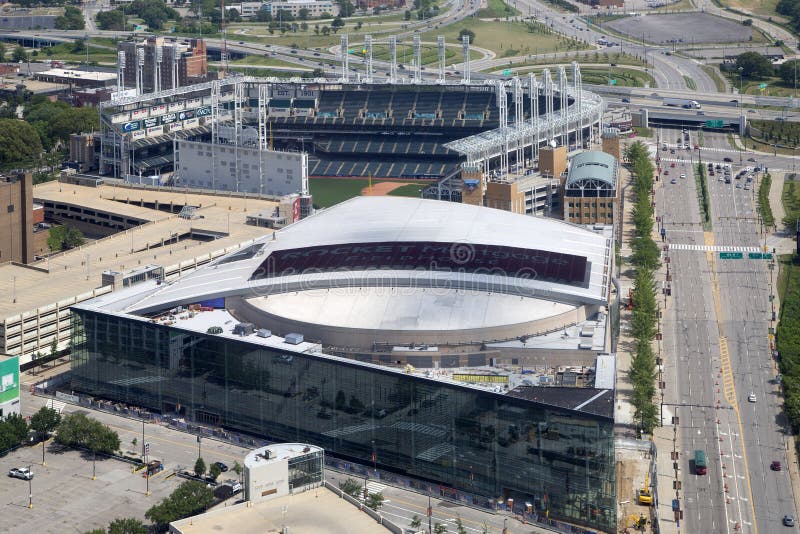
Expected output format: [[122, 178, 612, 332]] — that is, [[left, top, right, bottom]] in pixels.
[[621, 97, 630, 103], [723, 157, 733, 162], [214, 461, 229, 472]]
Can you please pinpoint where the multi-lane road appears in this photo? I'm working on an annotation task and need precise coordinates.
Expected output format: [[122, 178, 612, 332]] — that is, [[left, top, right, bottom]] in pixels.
[[656, 128, 797, 533]]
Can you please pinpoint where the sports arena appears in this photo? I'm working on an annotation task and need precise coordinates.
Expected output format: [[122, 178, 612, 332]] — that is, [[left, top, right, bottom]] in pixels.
[[69, 196, 617, 532], [95, 50, 603, 203], [123, 196, 612, 360]]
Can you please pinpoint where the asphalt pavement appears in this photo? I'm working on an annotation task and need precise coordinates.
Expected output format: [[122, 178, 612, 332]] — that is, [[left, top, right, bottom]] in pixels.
[[654, 127, 798, 533]]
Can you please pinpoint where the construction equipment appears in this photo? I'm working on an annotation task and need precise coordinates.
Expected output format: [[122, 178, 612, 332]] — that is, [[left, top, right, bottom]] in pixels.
[[625, 513, 648, 530], [637, 472, 653, 505]]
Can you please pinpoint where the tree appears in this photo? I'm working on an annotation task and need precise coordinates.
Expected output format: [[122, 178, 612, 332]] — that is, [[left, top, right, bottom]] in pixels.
[[232, 460, 243, 479], [47, 225, 85, 252], [735, 51, 774, 78], [30, 406, 61, 439], [107, 518, 148, 534], [55, 6, 86, 30], [339, 477, 361, 498], [331, 16, 345, 31], [434, 523, 448, 534], [410, 515, 422, 528], [779, 60, 800, 87], [0, 119, 41, 169], [0, 42, 5, 61], [459, 28, 475, 44], [742, 17, 753, 25], [145, 481, 214, 527], [298, 7, 310, 19], [227, 8, 242, 22], [194, 456, 206, 477], [255, 9, 272, 22], [366, 492, 385, 510], [4, 413, 29, 444], [404, 9, 412, 20], [96, 9, 126, 30], [209, 462, 222, 481], [321, 25, 330, 35], [84, 529, 106, 534], [338, 0, 355, 16], [12, 45, 28, 62], [455, 515, 467, 534], [55, 413, 120, 454]]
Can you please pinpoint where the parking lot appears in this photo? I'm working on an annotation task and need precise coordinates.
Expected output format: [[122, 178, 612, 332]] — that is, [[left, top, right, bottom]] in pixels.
[[603, 12, 752, 44], [0, 442, 182, 534]]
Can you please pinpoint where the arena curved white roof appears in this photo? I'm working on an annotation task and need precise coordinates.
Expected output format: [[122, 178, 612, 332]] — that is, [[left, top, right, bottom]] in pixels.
[[124, 197, 612, 315], [246, 288, 577, 331]]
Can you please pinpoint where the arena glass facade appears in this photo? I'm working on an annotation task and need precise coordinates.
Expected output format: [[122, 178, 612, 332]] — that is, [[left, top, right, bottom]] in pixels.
[[70, 309, 615, 532]]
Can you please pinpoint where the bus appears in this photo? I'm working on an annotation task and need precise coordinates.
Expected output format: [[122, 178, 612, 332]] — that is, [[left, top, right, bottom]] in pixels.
[[694, 450, 707, 475]]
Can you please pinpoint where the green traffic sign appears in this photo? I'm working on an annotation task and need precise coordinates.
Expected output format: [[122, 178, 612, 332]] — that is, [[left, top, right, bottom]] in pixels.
[[705, 120, 724, 128], [759, 82, 767, 89], [720, 252, 743, 259], [503, 69, 511, 76], [748, 252, 773, 260], [610, 79, 617, 85]]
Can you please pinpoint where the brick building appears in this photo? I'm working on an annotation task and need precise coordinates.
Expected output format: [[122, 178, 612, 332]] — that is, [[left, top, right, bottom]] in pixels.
[[0, 172, 33, 264]]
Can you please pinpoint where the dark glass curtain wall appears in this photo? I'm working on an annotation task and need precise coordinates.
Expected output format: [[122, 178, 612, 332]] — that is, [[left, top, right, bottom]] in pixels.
[[70, 310, 615, 532]]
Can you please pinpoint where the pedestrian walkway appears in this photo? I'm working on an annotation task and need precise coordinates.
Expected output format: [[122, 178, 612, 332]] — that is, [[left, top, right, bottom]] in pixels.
[[667, 244, 761, 252]]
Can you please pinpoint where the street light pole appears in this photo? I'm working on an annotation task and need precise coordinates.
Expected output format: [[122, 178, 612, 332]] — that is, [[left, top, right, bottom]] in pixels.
[[92, 450, 96, 481], [28, 465, 33, 509]]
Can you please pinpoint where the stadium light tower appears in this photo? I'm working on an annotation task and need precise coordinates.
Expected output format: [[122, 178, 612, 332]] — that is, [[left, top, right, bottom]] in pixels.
[[413, 34, 422, 84], [529, 73, 539, 165], [388, 35, 397, 84], [154, 45, 162, 94], [558, 66, 568, 148], [572, 62, 583, 148], [117, 51, 126, 94], [542, 68, 554, 145], [461, 34, 471, 85], [340, 34, 349, 83], [437, 35, 445, 84], [365, 34, 373, 83], [136, 47, 144, 96]]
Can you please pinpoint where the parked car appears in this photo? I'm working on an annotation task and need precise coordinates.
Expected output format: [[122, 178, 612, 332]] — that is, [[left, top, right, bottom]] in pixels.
[[723, 157, 733, 162], [771, 460, 782, 471], [621, 97, 630, 103], [214, 461, 229, 472], [784, 515, 796, 527], [9, 467, 33, 480], [670, 178, 677, 184], [748, 393, 757, 402]]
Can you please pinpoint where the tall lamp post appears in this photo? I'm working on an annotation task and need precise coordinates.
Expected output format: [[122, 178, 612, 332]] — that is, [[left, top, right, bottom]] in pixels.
[[28, 465, 33, 509]]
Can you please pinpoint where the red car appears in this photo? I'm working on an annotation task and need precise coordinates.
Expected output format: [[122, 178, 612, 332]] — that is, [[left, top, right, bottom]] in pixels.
[[771, 460, 782, 471], [664, 170, 669, 175], [670, 163, 676, 168]]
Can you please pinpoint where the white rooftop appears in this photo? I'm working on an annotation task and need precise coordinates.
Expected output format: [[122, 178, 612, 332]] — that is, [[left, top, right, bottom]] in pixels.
[[37, 68, 117, 81], [247, 288, 576, 331], [244, 443, 323, 469], [123, 197, 612, 314]]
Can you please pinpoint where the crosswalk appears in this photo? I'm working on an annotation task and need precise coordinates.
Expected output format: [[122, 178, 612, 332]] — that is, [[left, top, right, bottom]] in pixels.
[[366, 481, 387, 494], [668, 244, 762, 252], [46, 399, 66, 414]]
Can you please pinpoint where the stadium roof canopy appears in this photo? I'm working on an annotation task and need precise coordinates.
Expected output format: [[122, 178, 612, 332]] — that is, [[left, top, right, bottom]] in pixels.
[[123, 197, 612, 314], [565, 150, 618, 190]]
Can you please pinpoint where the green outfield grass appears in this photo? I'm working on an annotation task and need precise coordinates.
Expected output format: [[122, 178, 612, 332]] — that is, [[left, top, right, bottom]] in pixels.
[[309, 178, 431, 207]]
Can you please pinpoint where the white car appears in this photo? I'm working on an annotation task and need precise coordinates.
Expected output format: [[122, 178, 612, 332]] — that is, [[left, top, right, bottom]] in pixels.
[[748, 393, 757, 403], [8, 467, 33, 480], [680, 173, 686, 179]]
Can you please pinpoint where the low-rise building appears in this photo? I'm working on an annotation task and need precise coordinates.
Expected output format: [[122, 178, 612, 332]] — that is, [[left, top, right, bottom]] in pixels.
[[265, 0, 338, 18], [244, 443, 324, 501], [563, 150, 618, 226]]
